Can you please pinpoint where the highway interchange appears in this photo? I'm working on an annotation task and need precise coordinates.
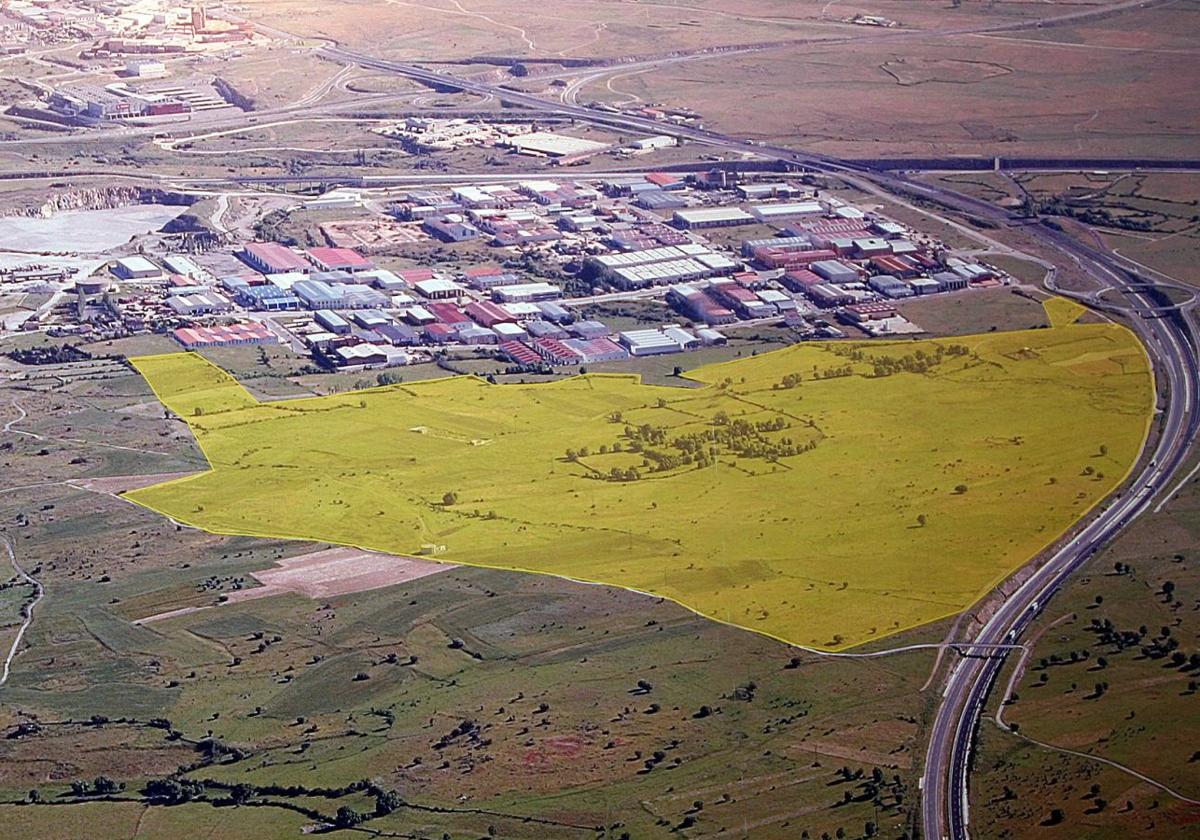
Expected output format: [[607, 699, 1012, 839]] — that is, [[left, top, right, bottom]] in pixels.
[[3, 9, 1197, 836]]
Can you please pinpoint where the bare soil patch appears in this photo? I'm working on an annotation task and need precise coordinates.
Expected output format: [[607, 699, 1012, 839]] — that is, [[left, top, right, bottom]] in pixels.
[[228, 546, 455, 602]]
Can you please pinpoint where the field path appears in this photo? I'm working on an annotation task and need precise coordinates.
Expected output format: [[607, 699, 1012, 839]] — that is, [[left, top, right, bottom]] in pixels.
[[0, 533, 44, 688]]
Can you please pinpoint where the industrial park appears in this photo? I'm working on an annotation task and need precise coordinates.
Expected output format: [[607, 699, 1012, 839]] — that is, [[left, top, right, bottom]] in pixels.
[[2, 169, 1009, 377]]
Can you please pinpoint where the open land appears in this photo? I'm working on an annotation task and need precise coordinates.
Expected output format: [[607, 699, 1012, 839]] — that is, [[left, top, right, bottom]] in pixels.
[[969, 449, 1200, 837], [123, 315, 1151, 651], [0, 358, 940, 838]]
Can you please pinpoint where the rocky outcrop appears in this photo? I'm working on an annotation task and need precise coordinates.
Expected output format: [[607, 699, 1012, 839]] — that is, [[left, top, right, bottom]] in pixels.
[[1, 186, 197, 219]]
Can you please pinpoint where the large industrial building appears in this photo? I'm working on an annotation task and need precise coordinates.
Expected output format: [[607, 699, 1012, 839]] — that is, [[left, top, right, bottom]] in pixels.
[[672, 207, 756, 229], [241, 243, 311, 275]]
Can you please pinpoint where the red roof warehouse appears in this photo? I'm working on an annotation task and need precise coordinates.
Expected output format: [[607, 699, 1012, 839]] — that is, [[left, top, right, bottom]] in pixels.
[[305, 247, 376, 273], [240, 242, 311, 274]]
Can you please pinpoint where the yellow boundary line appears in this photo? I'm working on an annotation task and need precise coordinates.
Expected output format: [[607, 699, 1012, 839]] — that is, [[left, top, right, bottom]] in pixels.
[[124, 320, 1155, 654]]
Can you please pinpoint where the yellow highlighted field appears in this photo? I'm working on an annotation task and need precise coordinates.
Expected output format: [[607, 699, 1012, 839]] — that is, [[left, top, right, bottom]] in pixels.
[[1043, 295, 1089, 328], [126, 320, 1152, 650]]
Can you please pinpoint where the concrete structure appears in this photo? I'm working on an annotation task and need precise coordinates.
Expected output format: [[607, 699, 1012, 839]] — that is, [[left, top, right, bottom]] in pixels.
[[413, 278, 465, 300], [166, 291, 232, 315], [492, 282, 562, 303], [173, 322, 274, 349], [242, 242, 310, 275], [305, 247, 375, 273], [315, 309, 351, 335], [672, 207, 755, 229], [112, 256, 162, 280]]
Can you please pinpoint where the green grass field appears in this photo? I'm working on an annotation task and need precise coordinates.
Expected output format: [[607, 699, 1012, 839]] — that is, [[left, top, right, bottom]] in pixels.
[[123, 316, 1152, 650]]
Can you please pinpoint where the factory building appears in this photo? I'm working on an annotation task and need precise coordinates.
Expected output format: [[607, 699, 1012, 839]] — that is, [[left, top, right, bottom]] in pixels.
[[564, 337, 628, 363], [166, 291, 232, 315], [749, 201, 824, 223], [932, 271, 970, 292], [112, 256, 163, 280], [173, 322, 274, 349], [810, 260, 860, 285], [491, 282, 562, 303], [806, 284, 855, 308], [672, 207, 756, 229], [234, 283, 301, 311], [314, 310, 351, 335], [413, 278, 465, 300], [867, 274, 914, 299], [305, 247, 375, 273], [618, 328, 692, 356], [241, 242, 311, 275]]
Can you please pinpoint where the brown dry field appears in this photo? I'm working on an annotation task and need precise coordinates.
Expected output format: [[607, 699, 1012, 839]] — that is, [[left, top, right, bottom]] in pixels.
[[242, 0, 1099, 60], [579, 20, 1200, 158]]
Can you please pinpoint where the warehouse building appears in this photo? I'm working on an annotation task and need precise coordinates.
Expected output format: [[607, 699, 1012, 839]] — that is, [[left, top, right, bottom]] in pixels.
[[166, 291, 232, 315], [749, 201, 824, 223], [315, 309, 351, 335], [492, 282, 562, 303], [465, 300, 516, 328], [292, 279, 345, 309], [806, 283, 855, 308], [867, 274, 914, 299], [413, 278, 465, 300], [241, 242, 311, 275], [305, 247, 376, 273], [173, 322, 274, 349], [375, 322, 420, 346], [564, 337, 628, 363], [424, 215, 481, 242], [493, 322, 527, 342], [463, 265, 520, 290], [618, 328, 684, 356], [112, 255, 163, 281], [235, 283, 301, 311], [499, 340, 542, 366], [672, 207, 756, 229], [810, 260, 860, 285], [525, 320, 569, 339], [532, 337, 584, 366], [567, 320, 611, 340], [536, 301, 573, 323], [456, 324, 499, 345], [636, 189, 688, 211], [163, 254, 206, 280], [932, 271, 970, 292], [736, 182, 804, 201]]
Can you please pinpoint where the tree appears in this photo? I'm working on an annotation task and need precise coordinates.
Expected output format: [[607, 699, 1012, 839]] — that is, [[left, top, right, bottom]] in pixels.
[[375, 789, 404, 817], [442, 491, 458, 506], [954, 484, 969, 494], [916, 514, 927, 527], [1044, 808, 1065, 826], [229, 783, 254, 805], [27, 789, 41, 804], [92, 776, 123, 795], [335, 806, 366, 828]]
